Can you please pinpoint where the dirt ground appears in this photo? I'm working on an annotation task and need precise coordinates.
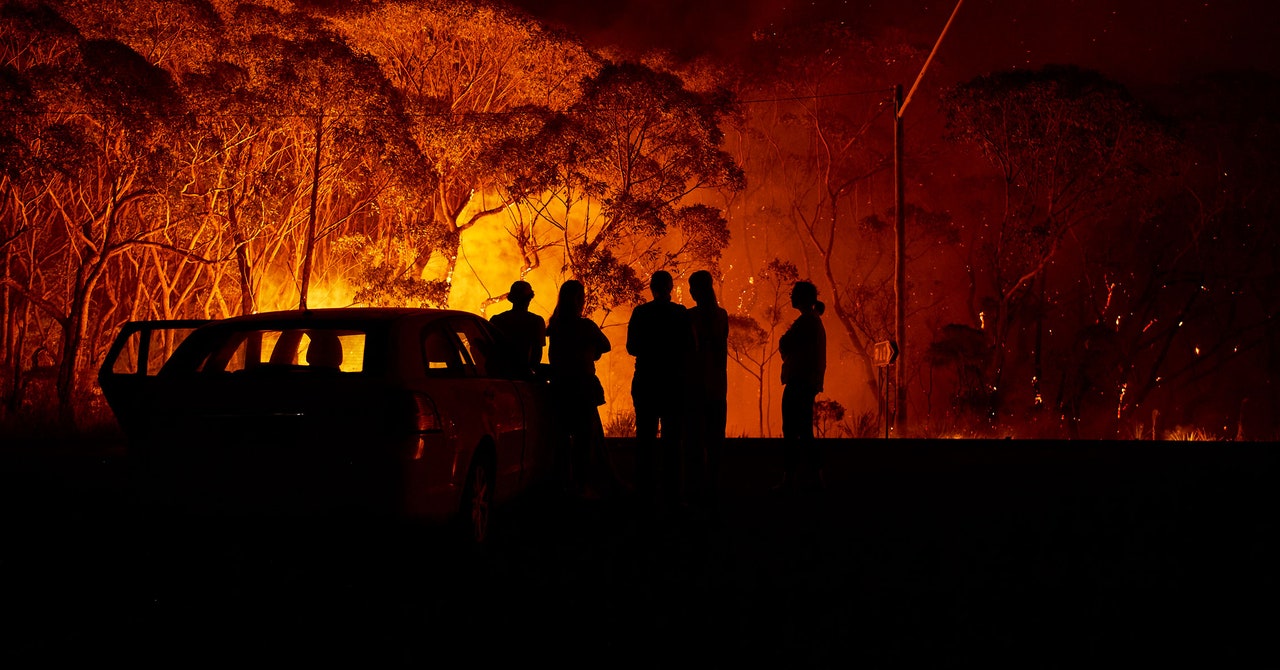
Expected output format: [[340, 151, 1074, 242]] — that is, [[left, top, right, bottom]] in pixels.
[[2, 437, 1275, 665]]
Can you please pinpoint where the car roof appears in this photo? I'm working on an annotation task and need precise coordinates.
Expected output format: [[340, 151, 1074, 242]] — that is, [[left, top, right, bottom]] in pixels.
[[157, 308, 486, 374], [211, 307, 475, 327]]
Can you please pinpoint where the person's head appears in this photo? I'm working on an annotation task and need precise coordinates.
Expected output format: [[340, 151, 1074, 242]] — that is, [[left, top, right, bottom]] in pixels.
[[553, 279, 585, 321], [507, 280, 534, 308], [305, 331, 343, 370], [688, 270, 717, 306], [791, 280, 819, 312], [649, 270, 673, 300]]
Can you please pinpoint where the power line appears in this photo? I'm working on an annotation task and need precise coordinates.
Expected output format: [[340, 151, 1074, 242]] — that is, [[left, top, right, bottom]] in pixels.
[[738, 87, 895, 105]]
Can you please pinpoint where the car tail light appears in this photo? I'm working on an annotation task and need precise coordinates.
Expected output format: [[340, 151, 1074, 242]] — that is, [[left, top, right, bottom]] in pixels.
[[413, 393, 442, 433]]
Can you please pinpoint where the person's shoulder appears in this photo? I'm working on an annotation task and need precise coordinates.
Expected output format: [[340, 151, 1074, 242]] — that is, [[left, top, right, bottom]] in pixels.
[[632, 300, 665, 321]]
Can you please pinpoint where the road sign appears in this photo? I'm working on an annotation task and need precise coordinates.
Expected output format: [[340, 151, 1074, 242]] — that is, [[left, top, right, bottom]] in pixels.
[[873, 340, 899, 367]]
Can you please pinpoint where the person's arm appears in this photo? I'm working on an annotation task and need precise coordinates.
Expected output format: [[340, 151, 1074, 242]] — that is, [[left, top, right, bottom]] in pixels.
[[778, 321, 795, 356], [625, 306, 643, 357], [681, 308, 696, 353], [531, 319, 546, 365], [593, 321, 612, 356]]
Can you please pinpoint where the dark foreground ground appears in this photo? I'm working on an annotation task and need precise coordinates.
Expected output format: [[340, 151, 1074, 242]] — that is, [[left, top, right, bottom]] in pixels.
[[2, 436, 1276, 666]]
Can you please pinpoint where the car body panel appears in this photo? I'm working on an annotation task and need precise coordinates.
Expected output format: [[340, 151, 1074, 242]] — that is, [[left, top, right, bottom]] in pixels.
[[98, 308, 553, 520]]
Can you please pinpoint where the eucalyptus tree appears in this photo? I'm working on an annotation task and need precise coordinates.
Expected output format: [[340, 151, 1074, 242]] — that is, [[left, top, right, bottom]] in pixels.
[[255, 13, 422, 309], [330, 0, 597, 307], [725, 258, 797, 436], [0, 4, 192, 424], [942, 65, 1175, 425], [0, 1, 84, 419], [52, 0, 246, 328], [1081, 71, 1280, 438], [730, 22, 951, 418], [500, 61, 744, 315]]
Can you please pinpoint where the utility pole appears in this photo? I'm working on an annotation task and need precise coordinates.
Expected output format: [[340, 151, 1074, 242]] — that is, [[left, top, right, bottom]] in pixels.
[[893, 0, 964, 436], [893, 84, 906, 434]]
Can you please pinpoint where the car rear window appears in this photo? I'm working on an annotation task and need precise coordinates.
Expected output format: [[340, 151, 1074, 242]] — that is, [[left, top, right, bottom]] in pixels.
[[197, 328, 367, 373]]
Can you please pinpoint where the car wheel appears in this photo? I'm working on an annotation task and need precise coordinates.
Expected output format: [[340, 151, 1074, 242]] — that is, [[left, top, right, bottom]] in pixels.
[[460, 456, 494, 544]]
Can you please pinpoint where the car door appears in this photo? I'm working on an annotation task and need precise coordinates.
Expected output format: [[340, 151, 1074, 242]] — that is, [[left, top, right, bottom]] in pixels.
[[445, 316, 529, 498], [97, 320, 208, 438]]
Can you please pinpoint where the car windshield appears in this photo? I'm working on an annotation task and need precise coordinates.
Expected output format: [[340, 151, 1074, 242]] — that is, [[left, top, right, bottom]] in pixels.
[[196, 328, 367, 373]]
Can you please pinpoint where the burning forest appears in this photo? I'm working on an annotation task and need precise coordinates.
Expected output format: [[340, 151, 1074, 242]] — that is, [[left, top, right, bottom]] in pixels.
[[1, 0, 1276, 440]]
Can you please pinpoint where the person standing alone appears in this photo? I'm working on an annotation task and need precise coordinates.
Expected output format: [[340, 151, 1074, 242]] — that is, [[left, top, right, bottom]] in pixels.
[[626, 270, 694, 509], [777, 280, 826, 491]]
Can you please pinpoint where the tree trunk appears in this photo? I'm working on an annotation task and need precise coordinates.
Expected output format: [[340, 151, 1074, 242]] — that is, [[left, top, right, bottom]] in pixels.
[[298, 115, 324, 310]]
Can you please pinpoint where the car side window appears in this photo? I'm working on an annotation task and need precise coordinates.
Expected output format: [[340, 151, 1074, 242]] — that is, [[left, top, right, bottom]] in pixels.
[[199, 332, 250, 372], [421, 326, 465, 377], [198, 328, 366, 373], [450, 317, 495, 378]]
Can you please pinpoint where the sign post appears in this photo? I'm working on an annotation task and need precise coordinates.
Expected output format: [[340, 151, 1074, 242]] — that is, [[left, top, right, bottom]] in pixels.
[[873, 340, 899, 439]]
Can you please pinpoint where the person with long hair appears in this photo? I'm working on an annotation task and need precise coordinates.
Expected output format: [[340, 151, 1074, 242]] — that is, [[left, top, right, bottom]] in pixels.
[[546, 280, 617, 498], [776, 280, 826, 491], [687, 270, 729, 509]]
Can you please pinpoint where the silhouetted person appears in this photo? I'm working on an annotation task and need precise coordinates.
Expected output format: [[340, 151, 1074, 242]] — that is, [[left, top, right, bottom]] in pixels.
[[687, 270, 728, 510], [489, 280, 546, 378], [306, 331, 343, 370], [626, 270, 694, 509], [776, 280, 826, 491], [547, 280, 617, 499]]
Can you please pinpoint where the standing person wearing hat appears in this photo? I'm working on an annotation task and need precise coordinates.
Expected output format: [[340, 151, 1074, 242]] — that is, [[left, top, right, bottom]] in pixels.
[[489, 280, 546, 378]]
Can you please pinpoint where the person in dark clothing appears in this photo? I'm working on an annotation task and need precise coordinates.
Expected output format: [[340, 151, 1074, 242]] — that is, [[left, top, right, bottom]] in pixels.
[[776, 280, 826, 491], [687, 270, 729, 509], [626, 270, 694, 508], [547, 279, 617, 498], [489, 280, 546, 378], [305, 331, 344, 371]]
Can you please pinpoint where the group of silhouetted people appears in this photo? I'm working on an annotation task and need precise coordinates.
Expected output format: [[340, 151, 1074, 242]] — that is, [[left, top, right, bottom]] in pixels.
[[487, 270, 826, 511], [625, 270, 726, 510]]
